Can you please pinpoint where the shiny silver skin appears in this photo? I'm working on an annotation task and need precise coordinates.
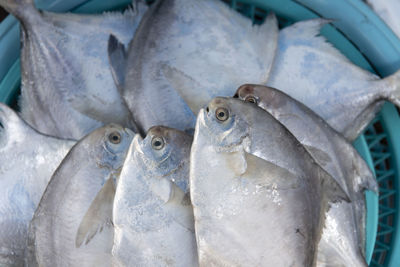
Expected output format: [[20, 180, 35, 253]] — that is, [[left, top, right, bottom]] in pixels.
[[190, 97, 348, 267], [0, 103, 74, 266], [267, 19, 400, 141], [366, 0, 400, 38], [27, 124, 134, 267], [236, 84, 376, 266], [113, 126, 196, 266], [0, 0, 146, 139], [122, 0, 278, 134]]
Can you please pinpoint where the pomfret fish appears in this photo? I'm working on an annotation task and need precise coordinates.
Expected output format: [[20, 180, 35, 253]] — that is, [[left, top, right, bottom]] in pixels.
[[190, 97, 348, 266], [366, 0, 400, 38], [0, 0, 147, 139], [110, 0, 278, 134], [112, 126, 197, 266], [0, 103, 74, 266], [266, 19, 400, 141], [236, 84, 377, 266], [27, 124, 134, 267]]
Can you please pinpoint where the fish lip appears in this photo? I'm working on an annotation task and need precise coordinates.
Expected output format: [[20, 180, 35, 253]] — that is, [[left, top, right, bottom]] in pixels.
[[132, 134, 144, 154]]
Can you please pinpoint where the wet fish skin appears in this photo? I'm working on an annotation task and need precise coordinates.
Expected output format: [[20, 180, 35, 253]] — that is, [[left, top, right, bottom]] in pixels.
[[120, 0, 278, 134], [236, 84, 375, 266], [27, 124, 134, 267], [113, 126, 197, 267], [0, 103, 74, 266], [0, 0, 146, 139], [266, 19, 400, 141], [191, 97, 348, 267]]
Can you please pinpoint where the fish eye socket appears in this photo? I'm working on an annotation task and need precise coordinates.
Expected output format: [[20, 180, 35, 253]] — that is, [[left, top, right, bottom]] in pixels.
[[108, 131, 122, 144], [245, 95, 257, 104], [151, 136, 165, 150], [215, 107, 229, 122]]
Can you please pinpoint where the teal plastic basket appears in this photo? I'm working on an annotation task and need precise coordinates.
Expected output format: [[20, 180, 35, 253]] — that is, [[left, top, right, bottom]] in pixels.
[[0, 0, 399, 266]]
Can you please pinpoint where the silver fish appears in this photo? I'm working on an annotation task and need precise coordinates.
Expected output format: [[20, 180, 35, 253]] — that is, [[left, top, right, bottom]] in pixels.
[[109, 0, 278, 134], [112, 126, 197, 267], [27, 124, 134, 267], [0, 0, 147, 139], [366, 0, 400, 38], [0, 103, 74, 266], [266, 19, 400, 141], [236, 84, 377, 266], [190, 97, 348, 267]]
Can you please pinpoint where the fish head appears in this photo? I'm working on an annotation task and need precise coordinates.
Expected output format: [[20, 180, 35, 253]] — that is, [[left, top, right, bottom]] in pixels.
[[131, 126, 192, 185], [235, 84, 288, 113], [199, 97, 250, 152], [89, 123, 135, 172]]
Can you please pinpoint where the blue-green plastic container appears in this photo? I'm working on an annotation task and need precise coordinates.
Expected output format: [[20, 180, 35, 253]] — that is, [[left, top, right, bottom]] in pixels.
[[0, 0, 399, 266]]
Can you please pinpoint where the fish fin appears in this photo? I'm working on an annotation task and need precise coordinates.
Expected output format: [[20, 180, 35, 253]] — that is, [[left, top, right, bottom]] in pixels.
[[75, 178, 115, 248], [225, 149, 247, 176], [384, 69, 400, 108], [320, 167, 350, 204], [282, 18, 355, 66], [249, 12, 279, 83], [0, 0, 39, 21], [162, 64, 212, 114], [352, 149, 378, 194], [0, 103, 30, 140], [150, 177, 179, 204], [108, 34, 127, 95], [342, 101, 385, 141]]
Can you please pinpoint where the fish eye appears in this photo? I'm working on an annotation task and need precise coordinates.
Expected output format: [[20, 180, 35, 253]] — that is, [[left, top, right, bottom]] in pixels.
[[151, 136, 165, 150], [108, 131, 122, 144], [245, 95, 257, 104], [215, 107, 229, 122]]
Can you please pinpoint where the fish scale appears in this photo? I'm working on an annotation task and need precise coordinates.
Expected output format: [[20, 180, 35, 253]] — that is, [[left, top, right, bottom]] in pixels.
[[27, 124, 134, 267], [0, 103, 75, 266], [0, 0, 147, 139], [190, 97, 349, 267]]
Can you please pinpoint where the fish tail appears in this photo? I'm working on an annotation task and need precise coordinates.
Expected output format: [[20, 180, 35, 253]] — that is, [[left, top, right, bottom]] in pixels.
[[385, 69, 400, 107], [0, 0, 39, 21], [0, 103, 26, 137]]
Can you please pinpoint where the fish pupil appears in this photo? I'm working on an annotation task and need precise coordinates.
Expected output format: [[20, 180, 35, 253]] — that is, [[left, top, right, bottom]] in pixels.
[[154, 141, 161, 147]]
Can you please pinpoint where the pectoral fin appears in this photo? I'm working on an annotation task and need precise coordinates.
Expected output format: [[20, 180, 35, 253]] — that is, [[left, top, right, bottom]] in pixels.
[[162, 64, 212, 114], [75, 178, 115, 248], [108, 34, 127, 94]]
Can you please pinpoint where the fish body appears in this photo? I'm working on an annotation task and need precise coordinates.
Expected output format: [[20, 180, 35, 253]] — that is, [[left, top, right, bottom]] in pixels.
[[27, 124, 134, 267], [0, 104, 74, 266], [236, 84, 376, 266], [267, 19, 400, 141], [366, 0, 400, 38], [0, 0, 146, 139], [190, 97, 347, 266], [120, 0, 278, 133], [113, 126, 197, 266]]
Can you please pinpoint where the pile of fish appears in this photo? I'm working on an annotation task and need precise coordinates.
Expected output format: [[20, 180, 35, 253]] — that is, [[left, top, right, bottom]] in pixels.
[[0, 0, 399, 266]]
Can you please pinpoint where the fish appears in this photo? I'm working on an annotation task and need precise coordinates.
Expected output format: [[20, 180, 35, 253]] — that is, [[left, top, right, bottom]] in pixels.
[[366, 0, 400, 38], [235, 84, 377, 266], [112, 126, 197, 266], [0, 103, 75, 266], [190, 97, 348, 266], [0, 0, 147, 139], [109, 0, 278, 134], [266, 19, 400, 141], [26, 124, 134, 267]]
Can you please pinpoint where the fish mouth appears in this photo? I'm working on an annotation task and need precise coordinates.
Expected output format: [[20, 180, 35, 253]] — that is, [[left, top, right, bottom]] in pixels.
[[131, 134, 144, 154]]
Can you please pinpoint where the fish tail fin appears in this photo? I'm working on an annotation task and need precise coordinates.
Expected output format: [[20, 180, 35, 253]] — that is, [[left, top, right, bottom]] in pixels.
[[385, 69, 400, 108], [0, 0, 39, 21], [250, 12, 279, 83]]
